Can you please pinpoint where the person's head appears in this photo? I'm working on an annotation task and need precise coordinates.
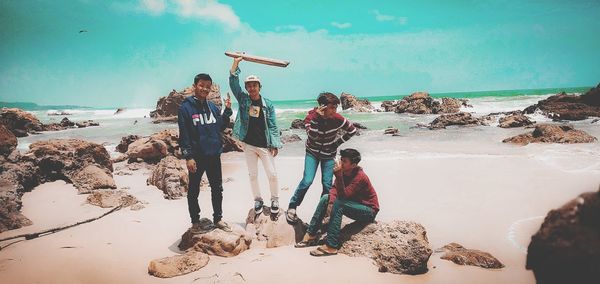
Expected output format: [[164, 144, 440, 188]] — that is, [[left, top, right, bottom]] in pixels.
[[244, 75, 261, 98], [193, 73, 212, 99], [317, 92, 340, 118], [340, 148, 361, 171]]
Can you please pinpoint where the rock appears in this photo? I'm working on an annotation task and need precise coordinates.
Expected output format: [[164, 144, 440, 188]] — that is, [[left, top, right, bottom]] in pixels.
[[0, 180, 33, 232], [126, 138, 169, 163], [290, 119, 305, 129], [60, 117, 75, 127], [114, 108, 126, 115], [151, 116, 178, 124], [381, 100, 398, 112], [148, 251, 209, 278], [428, 112, 487, 129], [437, 98, 463, 113], [116, 135, 141, 153], [498, 114, 535, 128], [86, 189, 141, 208], [0, 124, 17, 157], [353, 122, 368, 129], [245, 207, 305, 248], [526, 188, 600, 284], [437, 243, 504, 269], [338, 220, 433, 275], [222, 128, 243, 153], [47, 111, 72, 116], [384, 128, 399, 135], [592, 118, 599, 124], [76, 120, 100, 128], [72, 165, 116, 194], [396, 92, 435, 114], [523, 84, 600, 120], [178, 218, 252, 257], [281, 133, 302, 144], [502, 124, 597, 145], [0, 108, 43, 137], [147, 156, 189, 199], [340, 93, 374, 112], [150, 86, 222, 120]]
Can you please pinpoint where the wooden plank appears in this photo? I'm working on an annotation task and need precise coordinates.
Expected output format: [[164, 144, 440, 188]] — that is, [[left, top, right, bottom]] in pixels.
[[225, 51, 290, 68]]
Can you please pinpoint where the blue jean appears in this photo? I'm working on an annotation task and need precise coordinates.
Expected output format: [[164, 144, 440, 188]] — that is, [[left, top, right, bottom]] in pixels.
[[307, 194, 375, 249], [288, 152, 334, 209]]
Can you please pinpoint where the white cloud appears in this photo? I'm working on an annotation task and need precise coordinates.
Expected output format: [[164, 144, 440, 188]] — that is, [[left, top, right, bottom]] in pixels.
[[140, 0, 166, 15], [371, 10, 408, 25], [331, 22, 352, 29]]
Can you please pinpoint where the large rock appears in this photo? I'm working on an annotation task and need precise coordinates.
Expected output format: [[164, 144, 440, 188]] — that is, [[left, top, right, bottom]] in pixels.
[[147, 156, 189, 199], [72, 165, 117, 194], [281, 133, 302, 144], [148, 251, 209, 278], [338, 220, 432, 275], [75, 120, 100, 128], [178, 218, 252, 257], [498, 114, 535, 128], [150, 86, 222, 120], [245, 207, 305, 248], [502, 124, 597, 145], [526, 188, 600, 284], [126, 138, 169, 163], [437, 243, 504, 269], [382, 94, 468, 114], [290, 119, 305, 129], [428, 112, 487, 129], [0, 124, 17, 157], [523, 84, 600, 120], [86, 189, 141, 208], [116, 135, 142, 153], [340, 93, 374, 112], [0, 108, 43, 137], [0, 180, 33, 232], [222, 128, 243, 153]]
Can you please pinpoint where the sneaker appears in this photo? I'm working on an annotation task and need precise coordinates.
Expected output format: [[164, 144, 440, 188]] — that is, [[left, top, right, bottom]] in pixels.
[[254, 199, 264, 215], [190, 220, 214, 234], [286, 208, 298, 223], [270, 199, 280, 214], [214, 220, 232, 232]]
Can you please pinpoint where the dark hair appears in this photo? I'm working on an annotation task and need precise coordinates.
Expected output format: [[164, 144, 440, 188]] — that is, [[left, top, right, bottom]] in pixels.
[[340, 148, 361, 164], [194, 73, 212, 85], [317, 92, 340, 106]]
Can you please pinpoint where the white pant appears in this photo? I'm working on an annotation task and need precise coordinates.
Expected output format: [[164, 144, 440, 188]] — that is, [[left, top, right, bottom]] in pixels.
[[243, 143, 279, 202]]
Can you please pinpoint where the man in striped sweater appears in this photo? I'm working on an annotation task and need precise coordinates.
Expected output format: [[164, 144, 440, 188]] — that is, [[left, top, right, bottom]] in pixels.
[[286, 92, 357, 223]]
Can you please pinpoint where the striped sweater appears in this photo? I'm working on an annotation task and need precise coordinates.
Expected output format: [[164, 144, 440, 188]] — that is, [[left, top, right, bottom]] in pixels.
[[304, 109, 357, 159]]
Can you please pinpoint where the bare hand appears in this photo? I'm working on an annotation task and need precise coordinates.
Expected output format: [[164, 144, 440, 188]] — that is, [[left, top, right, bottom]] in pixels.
[[270, 148, 278, 157], [333, 158, 342, 173], [186, 159, 197, 173], [225, 97, 232, 109], [326, 204, 333, 217], [315, 105, 326, 116]]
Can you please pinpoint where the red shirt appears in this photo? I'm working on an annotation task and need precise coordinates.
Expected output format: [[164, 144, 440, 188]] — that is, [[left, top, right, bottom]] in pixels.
[[328, 166, 380, 213]]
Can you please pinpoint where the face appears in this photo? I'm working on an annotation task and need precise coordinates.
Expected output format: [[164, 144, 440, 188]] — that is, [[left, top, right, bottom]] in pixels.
[[323, 103, 338, 118], [194, 80, 212, 99], [245, 81, 261, 97], [340, 157, 355, 171]]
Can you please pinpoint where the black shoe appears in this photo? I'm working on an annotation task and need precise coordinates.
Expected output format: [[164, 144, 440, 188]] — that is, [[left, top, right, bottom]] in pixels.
[[271, 199, 280, 214], [286, 208, 298, 223], [254, 199, 264, 215]]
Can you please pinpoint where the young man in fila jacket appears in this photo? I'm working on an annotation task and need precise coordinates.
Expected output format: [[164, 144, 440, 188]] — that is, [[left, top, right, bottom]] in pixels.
[[286, 92, 357, 223], [229, 56, 283, 215], [178, 73, 233, 233]]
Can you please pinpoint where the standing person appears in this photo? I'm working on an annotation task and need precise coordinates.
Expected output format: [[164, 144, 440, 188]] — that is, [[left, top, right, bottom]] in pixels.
[[229, 56, 283, 215], [295, 148, 379, 256], [286, 92, 357, 223], [178, 73, 233, 233]]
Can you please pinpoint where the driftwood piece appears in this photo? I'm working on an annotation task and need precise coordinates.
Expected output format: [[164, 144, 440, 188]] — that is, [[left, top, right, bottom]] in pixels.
[[225, 51, 290, 67]]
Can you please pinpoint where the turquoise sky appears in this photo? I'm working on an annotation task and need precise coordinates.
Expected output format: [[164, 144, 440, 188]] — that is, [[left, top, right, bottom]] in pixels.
[[1, 0, 600, 107]]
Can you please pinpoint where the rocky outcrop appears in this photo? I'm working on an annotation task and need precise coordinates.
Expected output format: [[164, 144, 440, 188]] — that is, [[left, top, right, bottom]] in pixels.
[[245, 207, 305, 248], [76, 120, 100, 128], [523, 85, 600, 120], [526, 188, 600, 284], [281, 133, 302, 144], [222, 128, 243, 153], [340, 93, 374, 112], [178, 218, 252, 257], [0, 108, 43, 137], [0, 124, 17, 157], [498, 114, 535, 128], [384, 128, 399, 135], [147, 156, 188, 199], [72, 165, 116, 194], [126, 129, 179, 163], [150, 86, 222, 120], [148, 251, 209, 278], [503, 124, 597, 145], [116, 135, 142, 153], [86, 189, 141, 208], [437, 243, 504, 269], [428, 112, 487, 129], [382, 93, 469, 114], [338, 220, 432, 275]]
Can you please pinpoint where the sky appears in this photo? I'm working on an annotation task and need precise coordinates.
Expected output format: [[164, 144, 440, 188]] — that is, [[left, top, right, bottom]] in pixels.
[[1, 0, 600, 108]]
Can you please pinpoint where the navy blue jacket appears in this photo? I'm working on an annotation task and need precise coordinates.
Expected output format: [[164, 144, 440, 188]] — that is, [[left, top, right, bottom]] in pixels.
[[178, 96, 232, 158]]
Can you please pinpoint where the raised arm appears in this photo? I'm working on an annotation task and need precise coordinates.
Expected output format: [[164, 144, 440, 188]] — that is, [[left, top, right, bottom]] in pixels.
[[228, 57, 245, 102]]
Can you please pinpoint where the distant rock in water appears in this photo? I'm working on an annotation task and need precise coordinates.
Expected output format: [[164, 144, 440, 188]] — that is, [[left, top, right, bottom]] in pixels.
[[437, 243, 504, 269], [47, 111, 72, 116], [523, 83, 600, 120], [281, 133, 302, 144], [290, 119, 305, 129], [502, 124, 597, 145], [380, 92, 470, 114], [526, 188, 600, 284], [76, 120, 99, 128], [340, 92, 374, 112], [150, 86, 222, 121], [498, 114, 535, 128], [428, 112, 488, 129], [114, 108, 126, 115]]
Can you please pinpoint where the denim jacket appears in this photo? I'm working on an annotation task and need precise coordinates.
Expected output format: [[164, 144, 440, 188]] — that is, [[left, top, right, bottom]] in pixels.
[[228, 68, 282, 149]]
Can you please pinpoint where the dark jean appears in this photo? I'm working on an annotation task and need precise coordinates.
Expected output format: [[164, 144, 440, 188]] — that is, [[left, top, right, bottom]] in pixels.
[[288, 151, 334, 209], [187, 154, 223, 223], [307, 194, 375, 249]]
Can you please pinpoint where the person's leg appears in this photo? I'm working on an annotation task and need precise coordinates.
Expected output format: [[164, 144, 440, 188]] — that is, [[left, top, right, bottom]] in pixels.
[[325, 199, 375, 249], [320, 158, 335, 196], [306, 194, 330, 235], [288, 152, 320, 209], [205, 155, 223, 223], [257, 146, 279, 203], [243, 143, 262, 201], [187, 157, 206, 224]]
